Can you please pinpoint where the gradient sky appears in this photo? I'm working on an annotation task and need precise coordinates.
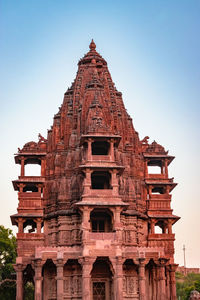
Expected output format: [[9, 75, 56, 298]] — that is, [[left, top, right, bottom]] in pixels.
[[0, 0, 199, 267]]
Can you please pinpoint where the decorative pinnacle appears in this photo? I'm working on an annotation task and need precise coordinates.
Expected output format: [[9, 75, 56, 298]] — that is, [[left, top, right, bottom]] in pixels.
[[89, 39, 96, 51]]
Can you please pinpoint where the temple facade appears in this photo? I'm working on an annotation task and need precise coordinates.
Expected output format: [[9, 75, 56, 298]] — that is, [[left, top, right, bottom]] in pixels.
[[11, 40, 179, 300]]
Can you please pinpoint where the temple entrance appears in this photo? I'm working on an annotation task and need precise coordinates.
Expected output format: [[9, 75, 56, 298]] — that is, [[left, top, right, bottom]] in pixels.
[[91, 258, 113, 300]]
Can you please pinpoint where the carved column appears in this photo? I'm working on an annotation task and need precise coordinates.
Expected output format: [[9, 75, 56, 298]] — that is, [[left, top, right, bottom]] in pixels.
[[158, 258, 167, 299], [21, 157, 25, 177], [87, 138, 92, 160], [18, 217, 24, 233], [152, 266, 157, 300], [166, 267, 170, 300], [112, 169, 118, 195], [113, 257, 123, 300], [19, 183, 25, 193], [34, 259, 43, 300], [138, 259, 146, 300], [150, 219, 156, 234], [168, 219, 173, 234], [41, 158, 46, 176], [36, 219, 42, 234], [79, 257, 93, 300], [144, 160, 148, 178], [15, 263, 24, 300], [51, 218, 57, 246], [81, 206, 92, 242], [110, 139, 114, 160], [83, 169, 91, 194], [165, 159, 168, 178], [169, 264, 178, 300], [56, 258, 64, 300]]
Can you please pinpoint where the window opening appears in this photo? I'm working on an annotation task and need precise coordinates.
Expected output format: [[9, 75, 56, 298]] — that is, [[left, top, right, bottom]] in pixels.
[[91, 171, 111, 189], [148, 165, 161, 174], [25, 164, 41, 176], [90, 211, 112, 232], [155, 221, 166, 234], [152, 187, 165, 194], [147, 160, 162, 174], [92, 141, 110, 155], [23, 219, 37, 233], [23, 185, 38, 192]]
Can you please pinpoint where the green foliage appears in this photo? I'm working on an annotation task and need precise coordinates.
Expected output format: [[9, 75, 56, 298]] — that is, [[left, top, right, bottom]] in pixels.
[[176, 272, 200, 299], [0, 225, 17, 299], [0, 225, 16, 280], [24, 282, 34, 300]]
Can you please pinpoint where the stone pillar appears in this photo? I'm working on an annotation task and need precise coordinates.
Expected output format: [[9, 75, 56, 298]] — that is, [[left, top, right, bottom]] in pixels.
[[79, 257, 93, 300], [152, 266, 157, 300], [138, 259, 146, 300], [112, 169, 118, 195], [81, 207, 92, 242], [56, 258, 64, 300], [149, 185, 152, 196], [169, 264, 178, 300], [150, 219, 156, 234], [165, 159, 168, 178], [15, 263, 24, 300], [158, 259, 167, 299], [83, 169, 91, 194], [87, 138, 92, 160], [36, 219, 42, 234], [41, 159, 45, 176], [34, 259, 43, 300], [18, 218, 24, 233], [114, 257, 123, 300], [51, 218, 57, 246], [166, 267, 170, 300], [168, 219, 173, 234], [21, 157, 25, 177], [19, 183, 25, 193], [161, 161, 164, 174], [144, 160, 148, 177], [110, 139, 114, 160]]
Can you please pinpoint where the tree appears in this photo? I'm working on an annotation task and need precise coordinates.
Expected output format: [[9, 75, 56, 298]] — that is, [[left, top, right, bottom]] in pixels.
[[0, 225, 17, 299], [176, 272, 200, 299]]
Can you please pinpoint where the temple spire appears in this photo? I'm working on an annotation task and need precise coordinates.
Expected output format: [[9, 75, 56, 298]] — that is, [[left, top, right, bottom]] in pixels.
[[89, 39, 96, 51]]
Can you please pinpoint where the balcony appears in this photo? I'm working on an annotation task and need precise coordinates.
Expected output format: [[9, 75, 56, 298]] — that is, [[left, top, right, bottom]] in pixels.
[[17, 233, 44, 239], [148, 233, 175, 240], [147, 173, 166, 179], [149, 194, 171, 200], [91, 155, 111, 161], [89, 189, 113, 196], [18, 192, 42, 199], [18, 176, 45, 182]]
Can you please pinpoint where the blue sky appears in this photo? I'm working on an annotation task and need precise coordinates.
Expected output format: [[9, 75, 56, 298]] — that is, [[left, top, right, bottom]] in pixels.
[[0, 0, 200, 267]]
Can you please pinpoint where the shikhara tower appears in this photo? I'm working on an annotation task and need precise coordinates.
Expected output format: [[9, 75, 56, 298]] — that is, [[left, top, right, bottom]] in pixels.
[[11, 40, 179, 300]]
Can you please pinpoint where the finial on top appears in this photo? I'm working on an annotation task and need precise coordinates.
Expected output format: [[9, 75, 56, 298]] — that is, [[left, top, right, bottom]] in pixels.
[[89, 39, 96, 51]]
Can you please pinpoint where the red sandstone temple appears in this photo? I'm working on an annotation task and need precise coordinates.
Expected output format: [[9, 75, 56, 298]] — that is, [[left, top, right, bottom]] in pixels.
[[11, 40, 179, 300]]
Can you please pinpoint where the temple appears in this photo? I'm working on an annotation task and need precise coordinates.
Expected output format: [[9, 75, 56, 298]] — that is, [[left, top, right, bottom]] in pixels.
[[11, 40, 179, 300]]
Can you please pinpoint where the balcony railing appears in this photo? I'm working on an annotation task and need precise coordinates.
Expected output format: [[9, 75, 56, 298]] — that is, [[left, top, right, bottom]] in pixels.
[[18, 192, 42, 198], [89, 189, 113, 196], [91, 155, 111, 161]]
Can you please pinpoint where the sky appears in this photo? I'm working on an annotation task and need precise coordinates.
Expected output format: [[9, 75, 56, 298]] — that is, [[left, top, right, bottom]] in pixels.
[[0, 0, 199, 267]]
